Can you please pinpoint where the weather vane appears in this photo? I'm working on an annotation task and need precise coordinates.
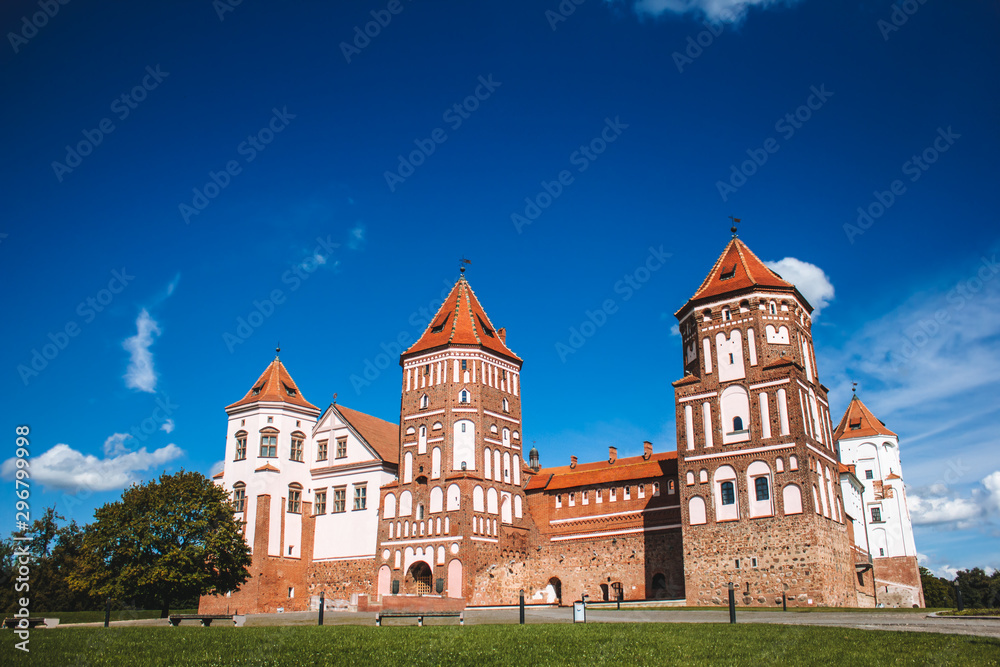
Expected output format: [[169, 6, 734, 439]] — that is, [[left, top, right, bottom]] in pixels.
[[460, 257, 471, 274], [332, 392, 338, 404], [852, 381, 857, 394], [729, 215, 742, 237]]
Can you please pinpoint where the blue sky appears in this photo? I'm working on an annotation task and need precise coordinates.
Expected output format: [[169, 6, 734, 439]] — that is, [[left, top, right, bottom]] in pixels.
[[2, 0, 998, 578]]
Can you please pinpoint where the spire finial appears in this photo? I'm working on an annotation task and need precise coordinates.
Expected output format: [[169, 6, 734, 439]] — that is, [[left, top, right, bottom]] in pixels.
[[852, 381, 857, 394], [332, 392, 338, 404], [460, 257, 471, 275], [275, 344, 280, 360], [729, 215, 742, 237]]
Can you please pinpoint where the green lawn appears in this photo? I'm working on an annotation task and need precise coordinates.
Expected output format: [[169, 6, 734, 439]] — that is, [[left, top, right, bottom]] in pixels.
[[619, 605, 951, 613], [939, 608, 1000, 617], [6, 624, 998, 666], [30, 609, 197, 625]]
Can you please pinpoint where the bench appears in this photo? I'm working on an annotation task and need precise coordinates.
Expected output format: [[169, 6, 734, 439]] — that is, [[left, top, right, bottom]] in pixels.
[[2, 617, 47, 629], [167, 614, 245, 627], [375, 611, 464, 627]]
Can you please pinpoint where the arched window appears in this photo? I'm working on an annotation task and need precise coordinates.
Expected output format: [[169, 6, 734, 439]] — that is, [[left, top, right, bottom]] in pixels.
[[459, 390, 469, 403], [473, 486, 485, 512], [484, 447, 492, 479], [755, 477, 769, 501], [487, 488, 498, 514], [429, 487, 443, 513], [689, 496, 707, 525], [720, 482, 735, 505], [234, 431, 248, 461], [769, 301, 777, 315], [447, 484, 461, 511], [403, 451, 413, 483], [431, 447, 441, 479], [287, 483, 302, 513], [722, 307, 732, 321], [653, 482, 660, 496], [232, 482, 246, 512], [668, 480, 675, 494], [720, 385, 751, 444], [783, 484, 803, 514], [406, 426, 415, 436], [418, 425, 427, 454], [399, 490, 412, 516], [453, 420, 475, 471], [384, 493, 396, 518], [420, 394, 428, 409], [502, 397, 509, 412], [733, 416, 744, 431]]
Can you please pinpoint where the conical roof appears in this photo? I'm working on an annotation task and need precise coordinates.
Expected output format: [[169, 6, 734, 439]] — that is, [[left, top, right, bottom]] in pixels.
[[403, 274, 521, 363], [226, 354, 319, 411], [676, 237, 805, 317], [833, 394, 896, 441]]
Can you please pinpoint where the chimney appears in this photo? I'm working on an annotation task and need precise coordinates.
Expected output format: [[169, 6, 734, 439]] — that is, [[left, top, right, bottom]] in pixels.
[[498, 327, 506, 343], [608, 447, 617, 465], [643, 441, 652, 460], [570, 455, 577, 469]]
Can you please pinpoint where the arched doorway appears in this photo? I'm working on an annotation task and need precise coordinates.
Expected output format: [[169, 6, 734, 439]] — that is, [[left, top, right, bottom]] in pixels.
[[377, 565, 392, 599], [600, 583, 610, 601], [404, 561, 433, 596], [547, 577, 562, 605]]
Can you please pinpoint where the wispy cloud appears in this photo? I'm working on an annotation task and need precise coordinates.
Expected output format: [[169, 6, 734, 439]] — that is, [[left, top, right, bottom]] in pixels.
[[161, 418, 175, 434], [348, 223, 366, 251], [103, 432, 133, 457], [0, 441, 183, 493], [123, 309, 160, 393], [609, 0, 801, 24], [764, 257, 835, 316]]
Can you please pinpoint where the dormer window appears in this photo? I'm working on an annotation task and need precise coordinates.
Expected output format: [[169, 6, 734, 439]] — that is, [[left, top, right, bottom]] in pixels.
[[251, 384, 264, 396], [849, 419, 861, 431], [720, 264, 737, 281], [430, 314, 450, 334], [283, 383, 297, 397], [477, 315, 495, 337]]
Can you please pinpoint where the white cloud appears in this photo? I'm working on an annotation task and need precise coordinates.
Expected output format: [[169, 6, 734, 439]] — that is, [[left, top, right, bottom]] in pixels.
[[764, 257, 835, 316], [612, 0, 800, 24], [161, 419, 175, 434], [166, 273, 180, 296], [123, 309, 160, 393], [0, 442, 183, 493], [908, 470, 1000, 529], [103, 432, 133, 457], [670, 324, 681, 336]]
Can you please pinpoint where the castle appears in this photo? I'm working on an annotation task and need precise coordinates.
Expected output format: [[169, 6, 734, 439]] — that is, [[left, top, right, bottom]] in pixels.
[[200, 235, 923, 613]]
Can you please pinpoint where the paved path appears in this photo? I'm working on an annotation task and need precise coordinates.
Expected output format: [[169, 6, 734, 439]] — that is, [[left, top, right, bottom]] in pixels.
[[60, 608, 1000, 638]]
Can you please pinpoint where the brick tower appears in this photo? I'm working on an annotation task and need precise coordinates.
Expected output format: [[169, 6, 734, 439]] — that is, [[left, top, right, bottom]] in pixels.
[[672, 234, 856, 606], [373, 270, 532, 605]]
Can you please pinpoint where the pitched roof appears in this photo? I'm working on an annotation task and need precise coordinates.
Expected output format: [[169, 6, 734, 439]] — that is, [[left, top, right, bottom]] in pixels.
[[526, 450, 677, 492], [833, 395, 897, 441], [676, 237, 805, 317], [404, 275, 522, 363], [334, 404, 400, 464], [226, 356, 319, 412]]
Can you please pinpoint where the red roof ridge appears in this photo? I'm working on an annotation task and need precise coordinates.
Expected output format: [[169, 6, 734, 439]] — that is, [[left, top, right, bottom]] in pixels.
[[404, 275, 522, 363], [226, 356, 319, 412], [833, 394, 897, 441]]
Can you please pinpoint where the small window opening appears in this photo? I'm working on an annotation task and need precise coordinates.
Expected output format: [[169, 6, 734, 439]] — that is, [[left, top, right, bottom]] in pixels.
[[720, 264, 737, 281], [721, 481, 735, 506]]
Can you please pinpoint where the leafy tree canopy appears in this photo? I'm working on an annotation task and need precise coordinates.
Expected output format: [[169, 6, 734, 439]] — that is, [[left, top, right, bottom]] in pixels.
[[69, 470, 251, 616]]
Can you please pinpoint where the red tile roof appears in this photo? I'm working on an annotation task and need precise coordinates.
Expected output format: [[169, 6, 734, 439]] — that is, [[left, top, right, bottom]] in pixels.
[[833, 395, 897, 441], [212, 471, 225, 479], [675, 238, 805, 317], [404, 275, 522, 363], [226, 356, 319, 411], [526, 451, 677, 492], [334, 404, 400, 464], [885, 472, 901, 480], [255, 463, 279, 473]]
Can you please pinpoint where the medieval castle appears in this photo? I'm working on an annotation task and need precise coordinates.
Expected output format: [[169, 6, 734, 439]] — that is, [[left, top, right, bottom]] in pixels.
[[200, 235, 923, 614]]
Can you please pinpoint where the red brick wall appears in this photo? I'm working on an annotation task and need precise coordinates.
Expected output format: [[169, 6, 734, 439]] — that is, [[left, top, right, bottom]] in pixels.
[[873, 555, 924, 607]]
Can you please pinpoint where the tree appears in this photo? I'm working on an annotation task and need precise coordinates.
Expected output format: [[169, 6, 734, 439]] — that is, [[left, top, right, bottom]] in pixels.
[[954, 568, 1000, 609], [69, 470, 251, 617], [919, 567, 954, 608]]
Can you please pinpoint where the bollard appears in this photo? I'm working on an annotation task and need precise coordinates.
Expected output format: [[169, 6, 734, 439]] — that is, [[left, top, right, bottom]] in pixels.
[[954, 582, 964, 612], [782, 593, 786, 612], [728, 583, 736, 624], [104, 598, 111, 628], [519, 589, 525, 625], [318, 591, 325, 626]]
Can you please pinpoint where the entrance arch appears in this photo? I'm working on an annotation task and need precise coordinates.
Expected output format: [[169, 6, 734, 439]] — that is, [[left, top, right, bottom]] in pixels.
[[377, 565, 392, 599], [546, 577, 562, 605], [404, 561, 433, 596], [447, 559, 463, 598]]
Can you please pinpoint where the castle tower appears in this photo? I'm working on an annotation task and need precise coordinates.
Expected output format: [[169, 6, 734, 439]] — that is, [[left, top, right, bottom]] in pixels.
[[672, 236, 856, 607], [374, 273, 531, 604], [835, 395, 923, 607]]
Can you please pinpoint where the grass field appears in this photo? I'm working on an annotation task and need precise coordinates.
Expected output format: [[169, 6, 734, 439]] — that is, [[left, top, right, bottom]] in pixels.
[[25, 609, 197, 625], [939, 608, 1000, 617], [5, 624, 998, 666]]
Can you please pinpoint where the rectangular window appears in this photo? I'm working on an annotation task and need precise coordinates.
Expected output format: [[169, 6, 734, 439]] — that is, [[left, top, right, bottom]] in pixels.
[[354, 485, 367, 511], [288, 489, 301, 514], [735, 559, 740, 569], [232, 487, 246, 512], [610, 488, 617, 502], [333, 487, 346, 513], [624, 486, 631, 500], [314, 490, 327, 515], [316, 440, 328, 461], [870, 507, 882, 522], [336, 437, 348, 459], [235, 436, 247, 461], [568, 493, 575, 507], [290, 437, 303, 462], [865, 470, 874, 480], [461, 359, 467, 370], [721, 481, 736, 505], [259, 435, 277, 458]]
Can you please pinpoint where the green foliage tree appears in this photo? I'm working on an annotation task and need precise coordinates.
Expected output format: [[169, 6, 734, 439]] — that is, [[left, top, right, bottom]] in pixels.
[[69, 470, 251, 617], [919, 567, 954, 608], [954, 567, 1000, 609]]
